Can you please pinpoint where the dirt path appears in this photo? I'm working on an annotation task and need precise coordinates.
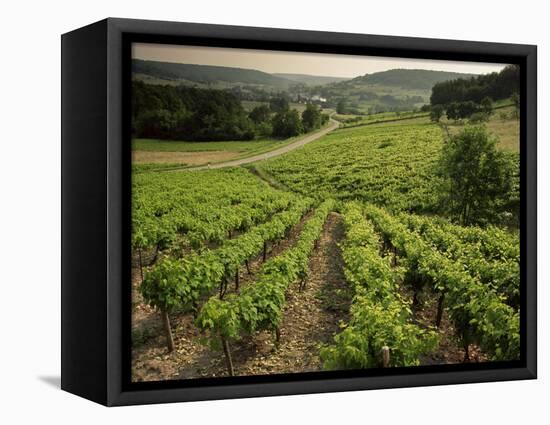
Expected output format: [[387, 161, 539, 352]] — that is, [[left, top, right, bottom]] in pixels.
[[131, 211, 351, 381], [185, 119, 339, 171], [415, 294, 487, 365], [225, 212, 351, 376]]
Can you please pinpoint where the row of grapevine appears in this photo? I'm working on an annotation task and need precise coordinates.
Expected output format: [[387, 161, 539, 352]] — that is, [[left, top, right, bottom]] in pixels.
[[364, 204, 520, 361], [320, 202, 438, 370], [132, 168, 300, 251], [140, 198, 313, 351], [401, 213, 520, 309], [196, 199, 335, 375], [260, 122, 444, 211]]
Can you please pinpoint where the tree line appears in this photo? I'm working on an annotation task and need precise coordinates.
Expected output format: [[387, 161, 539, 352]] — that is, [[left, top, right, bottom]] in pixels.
[[429, 97, 496, 123], [430, 65, 519, 106], [132, 81, 328, 141], [427, 65, 520, 123]]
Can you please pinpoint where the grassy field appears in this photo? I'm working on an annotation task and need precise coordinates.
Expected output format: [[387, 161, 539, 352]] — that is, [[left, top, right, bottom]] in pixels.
[[133, 138, 278, 153], [443, 105, 519, 152], [132, 121, 333, 168]]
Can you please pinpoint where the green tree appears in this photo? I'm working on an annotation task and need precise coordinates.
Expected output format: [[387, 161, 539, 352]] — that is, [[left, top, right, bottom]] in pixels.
[[269, 97, 289, 113], [437, 126, 515, 226], [135, 109, 180, 139], [430, 104, 444, 122], [272, 109, 303, 138], [457, 101, 479, 119], [301, 104, 322, 132], [249, 104, 271, 124], [480, 97, 494, 116], [336, 99, 348, 114], [446, 102, 459, 121]]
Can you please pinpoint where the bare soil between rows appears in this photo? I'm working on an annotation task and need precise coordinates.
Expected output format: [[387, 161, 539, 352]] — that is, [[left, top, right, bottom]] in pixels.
[[131, 212, 351, 381]]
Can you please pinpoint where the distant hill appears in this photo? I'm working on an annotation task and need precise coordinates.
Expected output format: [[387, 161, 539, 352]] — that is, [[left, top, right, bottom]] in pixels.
[[347, 69, 476, 91], [133, 61, 481, 114], [273, 73, 349, 86], [315, 69, 479, 114], [132, 59, 293, 88]]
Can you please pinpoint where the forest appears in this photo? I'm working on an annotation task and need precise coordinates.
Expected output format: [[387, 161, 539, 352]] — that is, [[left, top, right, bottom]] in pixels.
[[132, 81, 328, 141], [430, 65, 520, 105]]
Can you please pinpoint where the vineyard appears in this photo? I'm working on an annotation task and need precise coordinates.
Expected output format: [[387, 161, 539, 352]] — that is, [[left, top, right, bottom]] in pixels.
[[131, 119, 520, 381], [257, 122, 444, 212]]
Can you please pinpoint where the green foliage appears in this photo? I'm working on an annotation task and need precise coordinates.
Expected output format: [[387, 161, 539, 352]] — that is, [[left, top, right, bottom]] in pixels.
[[480, 96, 494, 116], [437, 126, 516, 226], [269, 97, 290, 113], [141, 256, 223, 313], [445, 101, 481, 121], [140, 196, 313, 316], [301, 103, 323, 132], [469, 112, 490, 123], [273, 73, 349, 86], [337, 111, 429, 128], [336, 99, 348, 115], [132, 81, 255, 141], [430, 104, 444, 122], [197, 200, 335, 347], [357, 69, 476, 91], [402, 213, 520, 309], [364, 204, 520, 361], [511, 92, 520, 118], [272, 109, 304, 138], [132, 168, 301, 251], [431, 65, 519, 106], [321, 203, 438, 369], [249, 105, 271, 124], [133, 59, 292, 88]]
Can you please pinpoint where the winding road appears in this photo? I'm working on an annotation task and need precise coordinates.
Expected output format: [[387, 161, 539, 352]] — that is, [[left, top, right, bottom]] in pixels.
[[187, 118, 339, 171]]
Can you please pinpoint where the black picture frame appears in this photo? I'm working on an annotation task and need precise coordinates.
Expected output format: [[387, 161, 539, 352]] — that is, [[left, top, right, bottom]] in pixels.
[[61, 17, 537, 406]]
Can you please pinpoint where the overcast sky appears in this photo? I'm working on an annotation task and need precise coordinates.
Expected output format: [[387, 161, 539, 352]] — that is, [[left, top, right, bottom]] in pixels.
[[133, 43, 507, 79]]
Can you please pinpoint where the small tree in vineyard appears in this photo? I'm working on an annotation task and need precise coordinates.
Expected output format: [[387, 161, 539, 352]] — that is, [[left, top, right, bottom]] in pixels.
[[437, 125, 515, 226]]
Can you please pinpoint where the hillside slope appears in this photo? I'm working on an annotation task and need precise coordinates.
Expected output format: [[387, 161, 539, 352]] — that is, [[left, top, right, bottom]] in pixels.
[[344, 69, 476, 91], [273, 73, 349, 86], [132, 59, 293, 88]]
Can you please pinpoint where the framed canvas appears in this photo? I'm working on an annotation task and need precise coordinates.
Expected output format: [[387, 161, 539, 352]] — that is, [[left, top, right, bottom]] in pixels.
[[61, 18, 537, 406]]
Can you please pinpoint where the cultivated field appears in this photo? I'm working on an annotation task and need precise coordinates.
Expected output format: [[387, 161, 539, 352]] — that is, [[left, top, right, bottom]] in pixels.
[[131, 117, 520, 381], [130, 55, 521, 380]]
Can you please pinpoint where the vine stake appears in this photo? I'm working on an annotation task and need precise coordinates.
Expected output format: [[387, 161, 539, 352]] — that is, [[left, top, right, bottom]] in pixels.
[[221, 337, 235, 376], [161, 309, 175, 352]]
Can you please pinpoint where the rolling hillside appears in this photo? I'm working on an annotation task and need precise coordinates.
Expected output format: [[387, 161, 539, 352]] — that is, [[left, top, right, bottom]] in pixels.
[[317, 69, 478, 113], [133, 59, 294, 88], [348, 69, 476, 90], [273, 73, 349, 86]]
